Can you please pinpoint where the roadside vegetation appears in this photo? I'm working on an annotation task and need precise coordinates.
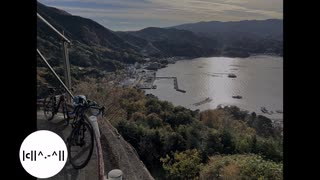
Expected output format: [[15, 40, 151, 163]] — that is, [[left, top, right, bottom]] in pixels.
[[73, 79, 283, 180]]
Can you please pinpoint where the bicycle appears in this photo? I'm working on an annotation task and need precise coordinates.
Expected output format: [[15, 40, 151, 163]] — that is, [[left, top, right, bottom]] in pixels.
[[66, 95, 105, 169], [43, 87, 69, 121]]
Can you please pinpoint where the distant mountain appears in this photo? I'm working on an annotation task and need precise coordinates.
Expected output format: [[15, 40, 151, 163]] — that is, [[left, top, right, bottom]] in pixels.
[[170, 19, 283, 40], [169, 19, 283, 56], [117, 19, 283, 58], [117, 27, 220, 57]]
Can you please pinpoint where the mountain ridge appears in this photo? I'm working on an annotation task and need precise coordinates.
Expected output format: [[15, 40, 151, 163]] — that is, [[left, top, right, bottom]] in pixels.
[[169, 19, 283, 39]]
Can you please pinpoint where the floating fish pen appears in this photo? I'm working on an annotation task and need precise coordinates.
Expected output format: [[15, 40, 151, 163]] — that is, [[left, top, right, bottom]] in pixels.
[[193, 97, 213, 106]]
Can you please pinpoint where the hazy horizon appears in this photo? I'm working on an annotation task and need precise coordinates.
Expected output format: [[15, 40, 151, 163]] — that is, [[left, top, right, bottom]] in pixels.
[[38, 0, 283, 31]]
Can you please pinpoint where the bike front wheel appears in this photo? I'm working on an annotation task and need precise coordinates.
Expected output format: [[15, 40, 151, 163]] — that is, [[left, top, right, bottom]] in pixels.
[[43, 96, 55, 121], [67, 121, 94, 169]]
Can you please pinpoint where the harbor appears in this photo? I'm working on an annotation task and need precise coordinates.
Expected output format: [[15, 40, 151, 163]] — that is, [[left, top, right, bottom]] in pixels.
[[155, 76, 186, 93]]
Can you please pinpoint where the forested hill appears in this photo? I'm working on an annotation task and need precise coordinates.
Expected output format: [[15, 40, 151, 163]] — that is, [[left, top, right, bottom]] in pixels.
[[37, 2, 144, 71]]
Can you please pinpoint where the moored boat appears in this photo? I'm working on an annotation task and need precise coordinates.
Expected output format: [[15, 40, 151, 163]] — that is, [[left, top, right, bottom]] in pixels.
[[232, 95, 242, 99], [228, 73, 237, 78]]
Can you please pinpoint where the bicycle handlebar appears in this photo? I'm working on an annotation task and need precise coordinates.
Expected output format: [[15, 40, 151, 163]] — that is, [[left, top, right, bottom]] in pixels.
[[88, 105, 105, 116], [76, 99, 105, 117]]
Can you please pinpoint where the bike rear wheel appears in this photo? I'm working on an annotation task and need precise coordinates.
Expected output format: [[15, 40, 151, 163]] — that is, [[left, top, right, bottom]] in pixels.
[[62, 102, 70, 121], [43, 96, 56, 121], [67, 120, 94, 169]]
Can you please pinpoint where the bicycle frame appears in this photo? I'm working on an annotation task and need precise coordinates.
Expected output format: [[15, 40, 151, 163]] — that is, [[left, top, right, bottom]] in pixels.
[[70, 106, 85, 127]]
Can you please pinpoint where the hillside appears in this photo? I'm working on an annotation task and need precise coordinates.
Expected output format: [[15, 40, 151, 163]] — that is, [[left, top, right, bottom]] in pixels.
[[74, 80, 283, 180], [37, 2, 143, 74], [37, 2, 146, 95]]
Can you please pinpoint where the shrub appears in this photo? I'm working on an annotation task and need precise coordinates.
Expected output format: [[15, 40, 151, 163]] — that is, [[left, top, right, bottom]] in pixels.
[[200, 154, 283, 180], [161, 149, 203, 179]]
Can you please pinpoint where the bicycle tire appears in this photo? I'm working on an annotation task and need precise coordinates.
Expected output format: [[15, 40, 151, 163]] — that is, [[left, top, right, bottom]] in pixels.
[[43, 96, 55, 121], [67, 120, 94, 169], [62, 101, 69, 121]]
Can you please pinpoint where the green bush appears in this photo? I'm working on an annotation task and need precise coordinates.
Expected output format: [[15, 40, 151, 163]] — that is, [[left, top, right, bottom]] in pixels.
[[200, 154, 283, 180]]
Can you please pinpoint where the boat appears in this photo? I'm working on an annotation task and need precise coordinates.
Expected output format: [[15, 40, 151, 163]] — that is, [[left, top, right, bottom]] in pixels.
[[228, 73, 237, 78], [193, 97, 213, 106], [232, 95, 242, 99]]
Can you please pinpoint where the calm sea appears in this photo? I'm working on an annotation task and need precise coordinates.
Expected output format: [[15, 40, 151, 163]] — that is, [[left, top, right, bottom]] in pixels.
[[145, 55, 283, 120]]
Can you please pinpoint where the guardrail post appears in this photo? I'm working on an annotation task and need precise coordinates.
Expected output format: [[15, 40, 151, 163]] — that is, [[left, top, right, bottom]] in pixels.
[[89, 116, 100, 138], [88, 115, 105, 180], [108, 169, 123, 180], [62, 31, 72, 103]]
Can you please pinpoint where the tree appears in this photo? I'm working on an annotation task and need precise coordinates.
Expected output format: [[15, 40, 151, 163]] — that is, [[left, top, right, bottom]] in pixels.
[[138, 129, 162, 169], [160, 131, 187, 155], [130, 112, 147, 122], [147, 113, 163, 128], [199, 109, 225, 129], [205, 130, 223, 155], [161, 149, 203, 179], [175, 111, 193, 126], [221, 130, 235, 154], [146, 98, 162, 114], [255, 137, 283, 162], [220, 105, 248, 120], [252, 115, 275, 137]]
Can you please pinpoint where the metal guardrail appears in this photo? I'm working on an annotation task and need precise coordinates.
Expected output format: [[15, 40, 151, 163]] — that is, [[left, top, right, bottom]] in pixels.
[[37, 13, 71, 44], [37, 49, 74, 99], [37, 12, 72, 102]]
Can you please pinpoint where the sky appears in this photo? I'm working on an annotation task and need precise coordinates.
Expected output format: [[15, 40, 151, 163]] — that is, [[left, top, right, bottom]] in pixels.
[[38, 0, 283, 31]]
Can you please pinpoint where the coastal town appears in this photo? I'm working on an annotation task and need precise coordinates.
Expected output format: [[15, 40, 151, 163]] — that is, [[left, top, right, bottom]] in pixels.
[[118, 57, 187, 93]]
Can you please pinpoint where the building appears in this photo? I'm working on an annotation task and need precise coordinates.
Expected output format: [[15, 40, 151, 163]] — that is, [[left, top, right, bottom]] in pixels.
[[146, 62, 160, 70]]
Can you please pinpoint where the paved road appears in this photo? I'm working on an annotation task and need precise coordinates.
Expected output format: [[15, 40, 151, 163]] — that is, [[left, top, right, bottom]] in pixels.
[[37, 105, 155, 180], [37, 111, 99, 180]]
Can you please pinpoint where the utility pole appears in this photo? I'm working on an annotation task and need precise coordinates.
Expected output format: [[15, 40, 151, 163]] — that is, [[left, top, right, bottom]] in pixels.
[[62, 31, 72, 103]]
